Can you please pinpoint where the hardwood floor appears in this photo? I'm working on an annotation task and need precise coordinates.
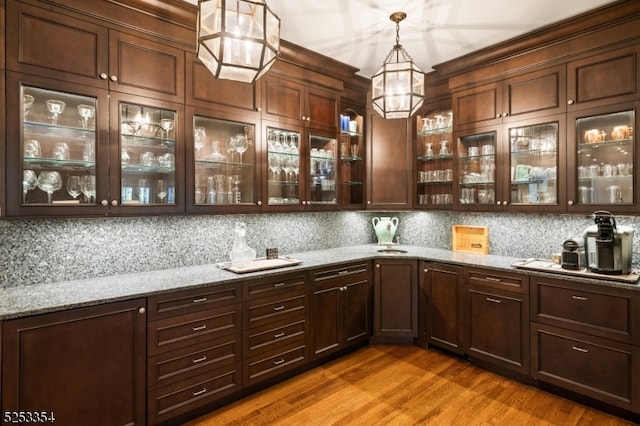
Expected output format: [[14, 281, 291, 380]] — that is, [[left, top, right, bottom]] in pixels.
[[185, 345, 634, 425]]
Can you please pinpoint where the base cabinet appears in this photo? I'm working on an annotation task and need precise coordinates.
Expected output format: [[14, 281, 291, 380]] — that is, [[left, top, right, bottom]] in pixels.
[[1, 299, 147, 426], [312, 262, 372, 361], [372, 259, 418, 344]]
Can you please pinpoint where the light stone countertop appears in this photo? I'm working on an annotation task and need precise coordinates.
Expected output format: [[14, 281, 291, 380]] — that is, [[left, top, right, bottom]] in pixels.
[[0, 244, 637, 320]]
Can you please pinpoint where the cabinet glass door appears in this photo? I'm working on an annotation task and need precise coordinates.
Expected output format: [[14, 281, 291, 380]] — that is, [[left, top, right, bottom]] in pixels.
[[417, 110, 453, 207], [509, 122, 558, 205], [193, 117, 255, 205], [21, 86, 97, 205], [309, 134, 337, 205], [575, 110, 634, 205], [120, 103, 177, 205], [266, 127, 300, 205], [457, 130, 496, 205]]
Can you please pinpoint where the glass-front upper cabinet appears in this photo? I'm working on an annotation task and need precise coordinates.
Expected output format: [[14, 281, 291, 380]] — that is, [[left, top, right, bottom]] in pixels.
[[456, 128, 498, 209], [338, 109, 364, 208], [570, 108, 634, 210], [508, 120, 560, 208], [309, 133, 337, 207], [266, 126, 301, 207], [119, 102, 177, 208], [417, 109, 453, 208]]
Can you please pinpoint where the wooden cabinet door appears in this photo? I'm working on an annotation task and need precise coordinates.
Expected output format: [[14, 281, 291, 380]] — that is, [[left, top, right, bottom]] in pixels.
[[366, 112, 412, 209], [372, 259, 418, 343], [306, 86, 339, 131], [262, 75, 305, 125], [453, 82, 502, 129], [109, 30, 184, 103], [467, 286, 529, 375], [2, 299, 147, 426], [343, 278, 371, 346], [567, 45, 640, 112], [5, 0, 109, 89], [313, 282, 341, 359], [502, 65, 566, 121], [421, 262, 464, 354]]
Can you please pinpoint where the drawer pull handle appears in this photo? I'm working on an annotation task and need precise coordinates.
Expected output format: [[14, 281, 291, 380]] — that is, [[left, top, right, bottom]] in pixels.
[[485, 277, 501, 282], [274, 283, 285, 287], [338, 270, 350, 275], [571, 295, 588, 301], [274, 332, 285, 338], [192, 325, 207, 332], [192, 388, 207, 396], [192, 355, 208, 364], [486, 297, 502, 304], [572, 345, 589, 353], [274, 305, 285, 311], [273, 358, 285, 365], [193, 297, 207, 303]]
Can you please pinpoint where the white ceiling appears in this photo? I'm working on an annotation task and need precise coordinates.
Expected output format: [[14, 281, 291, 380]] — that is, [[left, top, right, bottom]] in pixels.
[[186, 0, 618, 78]]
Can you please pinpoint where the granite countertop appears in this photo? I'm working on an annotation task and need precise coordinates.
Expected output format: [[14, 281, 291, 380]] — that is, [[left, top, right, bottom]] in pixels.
[[0, 244, 637, 320]]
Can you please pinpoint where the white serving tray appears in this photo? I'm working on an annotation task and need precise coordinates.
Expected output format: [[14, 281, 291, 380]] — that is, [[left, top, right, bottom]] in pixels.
[[511, 258, 640, 284], [217, 256, 302, 274]]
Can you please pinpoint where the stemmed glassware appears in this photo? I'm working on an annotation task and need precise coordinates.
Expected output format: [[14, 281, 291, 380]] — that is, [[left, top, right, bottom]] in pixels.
[[23, 170, 38, 203], [46, 99, 66, 125], [235, 134, 248, 164], [269, 155, 282, 181], [66, 175, 82, 200], [23, 95, 35, 120], [80, 175, 96, 204], [156, 179, 167, 203], [160, 119, 174, 139], [77, 104, 95, 129], [194, 127, 206, 159], [37, 171, 62, 203], [227, 136, 238, 162]]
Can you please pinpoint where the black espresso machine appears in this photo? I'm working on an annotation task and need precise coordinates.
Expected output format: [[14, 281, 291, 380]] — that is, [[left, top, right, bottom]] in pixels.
[[582, 211, 634, 275]]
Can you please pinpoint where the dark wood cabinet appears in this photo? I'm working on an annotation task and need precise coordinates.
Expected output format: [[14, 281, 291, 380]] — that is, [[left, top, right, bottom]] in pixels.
[[366, 112, 412, 209], [311, 262, 372, 361], [466, 268, 530, 376], [242, 272, 310, 388], [371, 258, 418, 344], [147, 283, 242, 425], [419, 261, 464, 354], [2, 299, 147, 426]]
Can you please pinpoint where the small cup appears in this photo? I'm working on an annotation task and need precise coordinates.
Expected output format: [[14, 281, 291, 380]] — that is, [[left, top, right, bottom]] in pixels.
[[468, 146, 479, 157], [350, 144, 360, 157], [348, 120, 358, 133], [52, 142, 70, 160], [140, 151, 156, 166]]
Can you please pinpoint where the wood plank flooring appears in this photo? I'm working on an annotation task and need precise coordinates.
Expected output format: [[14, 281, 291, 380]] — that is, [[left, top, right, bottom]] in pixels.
[[184, 345, 634, 425]]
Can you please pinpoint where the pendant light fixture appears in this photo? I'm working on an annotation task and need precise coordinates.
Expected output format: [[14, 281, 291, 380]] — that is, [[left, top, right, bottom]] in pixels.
[[371, 12, 425, 119], [197, 0, 281, 84]]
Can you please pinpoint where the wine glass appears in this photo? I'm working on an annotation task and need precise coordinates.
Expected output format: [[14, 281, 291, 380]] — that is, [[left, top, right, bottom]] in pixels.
[[160, 119, 174, 139], [268, 154, 281, 181], [23, 95, 35, 120], [80, 175, 96, 204], [23, 170, 38, 203], [66, 175, 82, 200], [52, 142, 70, 160], [24, 139, 41, 158], [194, 127, 206, 159], [235, 134, 248, 164], [37, 171, 62, 203], [46, 99, 66, 125], [156, 179, 167, 203], [77, 104, 95, 129], [227, 136, 238, 162]]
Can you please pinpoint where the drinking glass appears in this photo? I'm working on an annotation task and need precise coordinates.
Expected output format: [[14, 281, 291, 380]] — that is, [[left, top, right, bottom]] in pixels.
[[235, 135, 248, 164], [194, 127, 206, 159], [37, 171, 62, 203], [23, 170, 38, 203], [46, 99, 66, 125], [77, 104, 95, 129], [24, 139, 41, 158], [23, 95, 35, 119], [227, 136, 238, 162], [52, 142, 70, 160], [82, 141, 95, 162], [268, 155, 281, 181], [160, 119, 174, 139], [156, 179, 167, 203], [66, 175, 82, 200], [80, 175, 96, 204]]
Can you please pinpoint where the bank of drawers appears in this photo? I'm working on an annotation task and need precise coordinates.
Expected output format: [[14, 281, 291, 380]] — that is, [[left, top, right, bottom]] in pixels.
[[147, 282, 242, 425], [243, 272, 309, 388]]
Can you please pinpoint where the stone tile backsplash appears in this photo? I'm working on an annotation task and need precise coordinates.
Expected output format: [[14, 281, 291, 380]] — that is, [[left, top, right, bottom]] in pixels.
[[1, 210, 639, 288]]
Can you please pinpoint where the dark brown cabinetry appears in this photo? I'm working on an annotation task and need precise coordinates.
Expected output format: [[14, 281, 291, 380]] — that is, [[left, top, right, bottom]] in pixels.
[[371, 258, 418, 344], [147, 283, 242, 425], [2, 299, 147, 426], [466, 268, 530, 377], [531, 275, 640, 412], [242, 272, 310, 388], [419, 262, 464, 354], [311, 261, 372, 361], [366, 112, 412, 209]]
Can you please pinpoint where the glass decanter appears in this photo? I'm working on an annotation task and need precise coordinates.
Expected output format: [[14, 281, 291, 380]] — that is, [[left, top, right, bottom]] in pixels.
[[230, 222, 256, 268]]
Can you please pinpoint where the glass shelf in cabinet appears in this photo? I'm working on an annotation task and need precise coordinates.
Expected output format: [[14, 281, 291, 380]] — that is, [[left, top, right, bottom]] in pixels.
[[418, 180, 453, 185], [340, 181, 363, 185], [510, 148, 557, 158], [340, 129, 363, 137], [121, 133, 175, 148], [121, 163, 175, 174], [418, 153, 453, 161], [195, 159, 253, 170], [459, 153, 495, 162], [23, 119, 97, 133], [511, 178, 557, 185], [24, 157, 96, 171], [577, 138, 633, 152], [418, 125, 452, 136], [459, 181, 495, 187], [340, 155, 363, 162], [24, 122, 96, 141], [578, 175, 632, 182]]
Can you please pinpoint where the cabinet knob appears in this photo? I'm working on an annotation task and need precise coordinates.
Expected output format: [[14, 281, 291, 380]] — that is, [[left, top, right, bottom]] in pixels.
[[502, 200, 508, 206], [301, 116, 307, 121], [100, 199, 108, 206], [111, 200, 118, 206], [110, 75, 118, 82], [424, 268, 429, 273], [496, 113, 502, 118], [257, 200, 262, 206], [568, 99, 575, 105], [496, 201, 502, 206], [100, 73, 108, 80], [306, 117, 311, 122], [568, 200, 574, 206], [367, 201, 371, 205], [376, 264, 380, 268], [256, 107, 262, 112], [503, 112, 508, 117], [138, 307, 146, 314]]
